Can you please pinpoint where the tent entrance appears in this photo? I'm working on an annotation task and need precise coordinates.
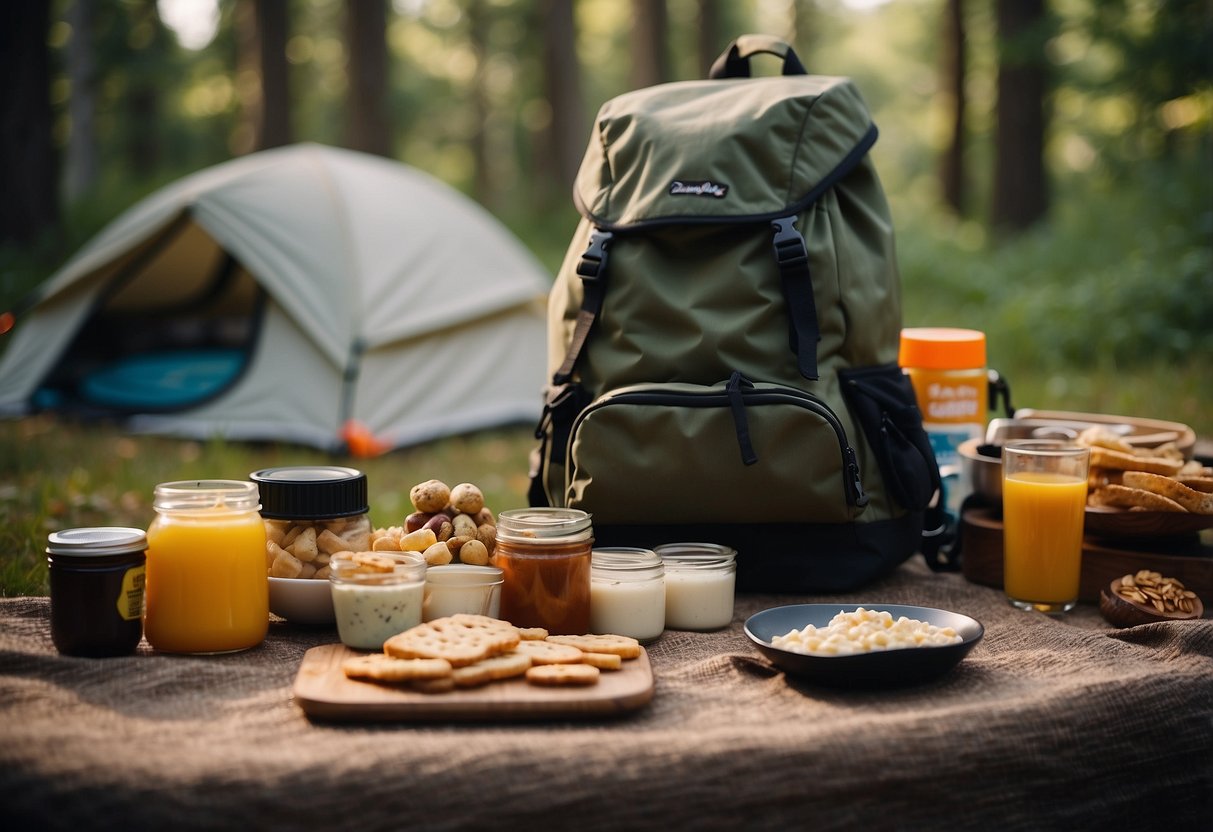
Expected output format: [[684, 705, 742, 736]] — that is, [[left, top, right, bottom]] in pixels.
[[34, 220, 266, 415]]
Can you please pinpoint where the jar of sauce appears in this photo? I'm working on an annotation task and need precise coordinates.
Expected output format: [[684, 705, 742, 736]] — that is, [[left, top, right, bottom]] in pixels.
[[144, 480, 268, 654], [589, 547, 665, 643], [654, 543, 737, 631], [329, 551, 427, 650], [47, 527, 147, 657], [493, 508, 592, 634]]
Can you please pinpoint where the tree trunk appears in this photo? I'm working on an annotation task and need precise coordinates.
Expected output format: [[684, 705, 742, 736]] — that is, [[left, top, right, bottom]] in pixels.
[[256, 0, 291, 149], [66, 0, 99, 202], [790, 0, 818, 69], [696, 0, 721, 78], [940, 0, 966, 214], [992, 0, 1048, 232], [344, 0, 391, 158], [469, 0, 493, 205], [539, 0, 584, 196], [0, 0, 59, 244], [630, 0, 669, 89], [125, 0, 162, 178]]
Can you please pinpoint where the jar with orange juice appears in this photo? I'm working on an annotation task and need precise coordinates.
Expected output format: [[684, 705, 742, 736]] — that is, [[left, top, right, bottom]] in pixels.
[[144, 480, 268, 654], [898, 328, 988, 513]]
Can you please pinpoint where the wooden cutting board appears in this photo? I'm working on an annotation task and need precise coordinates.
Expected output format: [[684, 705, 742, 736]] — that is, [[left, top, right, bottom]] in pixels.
[[960, 506, 1213, 608], [293, 643, 655, 722]]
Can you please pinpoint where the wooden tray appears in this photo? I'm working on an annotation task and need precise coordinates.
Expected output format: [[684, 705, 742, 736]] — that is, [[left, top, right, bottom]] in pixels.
[[959, 506, 1213, 608], [293, 643, 655, 722]]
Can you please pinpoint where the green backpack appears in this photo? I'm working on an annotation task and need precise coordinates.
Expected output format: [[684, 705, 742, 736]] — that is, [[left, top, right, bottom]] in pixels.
[[528, 35, 941, 592]]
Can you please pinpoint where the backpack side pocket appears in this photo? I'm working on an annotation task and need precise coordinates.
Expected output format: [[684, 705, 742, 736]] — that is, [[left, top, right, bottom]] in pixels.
[[840, 364, 940, 511]]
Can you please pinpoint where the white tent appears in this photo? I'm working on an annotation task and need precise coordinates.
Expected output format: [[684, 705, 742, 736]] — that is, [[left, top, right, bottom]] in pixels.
[[0, 143, 551, 452]]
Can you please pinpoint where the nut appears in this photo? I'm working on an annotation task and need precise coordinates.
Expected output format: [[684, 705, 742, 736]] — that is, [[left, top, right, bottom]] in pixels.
[[1100, 569, 1203, 627]]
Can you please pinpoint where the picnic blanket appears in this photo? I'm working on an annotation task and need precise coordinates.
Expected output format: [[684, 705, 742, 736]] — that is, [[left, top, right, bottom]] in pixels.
[[1, 558, 1210, 831]]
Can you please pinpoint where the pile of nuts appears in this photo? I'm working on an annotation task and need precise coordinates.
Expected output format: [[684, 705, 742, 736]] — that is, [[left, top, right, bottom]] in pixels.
[[369, 480, 497, 567], [1113, 570, 1199, 615]]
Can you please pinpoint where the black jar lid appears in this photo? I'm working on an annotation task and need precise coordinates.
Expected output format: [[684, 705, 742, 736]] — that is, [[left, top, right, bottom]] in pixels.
[[46, 527, 148, 557], [250, 466, 369, 519]]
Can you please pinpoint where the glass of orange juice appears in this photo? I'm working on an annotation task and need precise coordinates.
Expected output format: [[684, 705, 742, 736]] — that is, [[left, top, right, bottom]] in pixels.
[[144, 480, 268, 653], [1001, 440, 1090, 613]]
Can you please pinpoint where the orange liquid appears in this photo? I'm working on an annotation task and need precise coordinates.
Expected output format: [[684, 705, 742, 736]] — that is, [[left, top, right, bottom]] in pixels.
[[144, 508, 268, 653], [1002, 472, 1087, 604]]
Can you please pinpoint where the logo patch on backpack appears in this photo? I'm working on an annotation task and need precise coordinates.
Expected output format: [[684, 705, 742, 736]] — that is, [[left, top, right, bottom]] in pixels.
[[668, 179, 729, 198]]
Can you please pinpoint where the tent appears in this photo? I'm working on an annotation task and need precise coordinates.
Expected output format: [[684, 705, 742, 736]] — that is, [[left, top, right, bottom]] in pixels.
[[0, 143, 552, 452]]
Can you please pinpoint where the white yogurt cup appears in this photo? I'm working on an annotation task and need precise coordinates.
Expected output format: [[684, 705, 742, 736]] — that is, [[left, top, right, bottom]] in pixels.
[[589, 547, 665, 643], [423, 564, 503, 622], [654, 543, 737, 631]]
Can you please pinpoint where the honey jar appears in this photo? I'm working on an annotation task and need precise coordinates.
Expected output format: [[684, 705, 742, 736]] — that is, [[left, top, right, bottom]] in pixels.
[[492, 508, 592, 634]]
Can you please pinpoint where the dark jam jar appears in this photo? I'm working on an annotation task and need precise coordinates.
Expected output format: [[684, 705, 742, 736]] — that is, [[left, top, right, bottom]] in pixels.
[[493, 508, 592, 634], [47, 527, 147, 657]]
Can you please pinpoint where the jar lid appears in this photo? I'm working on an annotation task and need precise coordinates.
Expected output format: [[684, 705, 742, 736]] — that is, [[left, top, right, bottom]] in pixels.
[[497, 508, 592, 543], [898, 328, 987, 370], [47, 527, 148, 557], [251, 466, 369, 519]]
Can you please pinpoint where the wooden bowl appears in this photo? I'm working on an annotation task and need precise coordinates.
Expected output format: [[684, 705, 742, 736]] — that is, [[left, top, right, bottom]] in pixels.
[[1098, 574, 1203, 628]]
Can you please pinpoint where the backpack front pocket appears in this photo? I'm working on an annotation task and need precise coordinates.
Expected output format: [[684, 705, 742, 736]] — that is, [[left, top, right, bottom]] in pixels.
[[564, 376, 867, 526]]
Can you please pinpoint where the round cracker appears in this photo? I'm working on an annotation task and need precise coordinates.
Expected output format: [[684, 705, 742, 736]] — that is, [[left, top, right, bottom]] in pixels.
[[512, 639, 584, 664], [341, 654, 453, 682], [525, 663, 600, 687]]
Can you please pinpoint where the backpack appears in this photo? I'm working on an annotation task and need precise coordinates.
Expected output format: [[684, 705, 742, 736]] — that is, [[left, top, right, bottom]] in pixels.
[[527, 35, 941, 593]]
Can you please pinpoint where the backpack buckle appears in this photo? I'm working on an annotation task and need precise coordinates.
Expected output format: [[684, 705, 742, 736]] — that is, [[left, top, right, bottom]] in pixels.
[[770, 216, 808, 268], [575, 229, 614, 281]]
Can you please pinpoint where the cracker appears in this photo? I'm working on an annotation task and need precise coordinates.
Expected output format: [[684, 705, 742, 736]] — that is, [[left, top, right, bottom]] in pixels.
[[410, 676, 457, 694], [515, 627, 549, 641], [341, 653, 453, 683], [384, 616, 520, 667], [452, 652, 533, 688], [545, 634, 642, 659], [1089, 484, 1186, 513], [512, 639, 584, 665], [580, 651, 623, 671], [1122, 471, 1213, 514], [1087, 447, 1183, 476], [526, 663, 600, 687]]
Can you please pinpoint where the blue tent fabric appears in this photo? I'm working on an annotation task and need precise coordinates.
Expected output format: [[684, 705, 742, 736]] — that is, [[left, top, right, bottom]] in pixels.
[[78, 350, 245, 411]]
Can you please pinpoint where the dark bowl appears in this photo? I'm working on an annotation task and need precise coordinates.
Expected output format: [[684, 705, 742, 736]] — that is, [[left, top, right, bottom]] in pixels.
[[744, 604, 984, 688]]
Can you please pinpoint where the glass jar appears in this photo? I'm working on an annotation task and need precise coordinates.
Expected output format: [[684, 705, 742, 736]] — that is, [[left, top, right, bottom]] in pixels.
[[250, 466, 371, 581], [144, 480, 268, 654], [493, 508, 592, 634], [590, 547, 665, 643], [654, 542, 737, 631], [46, 527, 147, 657], [423, 564, 504, 622], [329, 551, 427, 650]]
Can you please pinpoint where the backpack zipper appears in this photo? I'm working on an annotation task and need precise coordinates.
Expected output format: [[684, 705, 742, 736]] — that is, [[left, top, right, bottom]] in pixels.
[[570, 382, 869, 508]]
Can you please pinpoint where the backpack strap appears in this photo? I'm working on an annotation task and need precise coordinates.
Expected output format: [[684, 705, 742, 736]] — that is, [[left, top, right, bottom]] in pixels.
[[771, 216, 820, 381], [552, 228, 614, 386]]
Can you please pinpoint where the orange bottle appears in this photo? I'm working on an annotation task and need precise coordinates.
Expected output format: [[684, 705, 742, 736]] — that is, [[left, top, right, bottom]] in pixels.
[[899, 328, 988, 510]]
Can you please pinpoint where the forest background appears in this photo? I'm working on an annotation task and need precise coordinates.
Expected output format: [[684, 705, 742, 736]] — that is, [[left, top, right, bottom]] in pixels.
[[0, 0, 1210, 594]]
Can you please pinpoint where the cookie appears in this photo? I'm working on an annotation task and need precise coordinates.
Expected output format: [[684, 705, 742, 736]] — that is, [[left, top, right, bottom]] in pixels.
[[341, 653, 453, 683], [512, 639, 584, 665], [545, 634, 642, 659], [525, 663, 600, 687]]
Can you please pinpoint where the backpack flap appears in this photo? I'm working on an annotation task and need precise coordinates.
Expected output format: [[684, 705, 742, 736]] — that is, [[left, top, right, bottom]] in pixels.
[[572, 74, 878, 227]]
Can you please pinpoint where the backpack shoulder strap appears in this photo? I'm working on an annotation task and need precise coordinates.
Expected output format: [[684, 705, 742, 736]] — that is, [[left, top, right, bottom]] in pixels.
[[552, 228, 614, 386]]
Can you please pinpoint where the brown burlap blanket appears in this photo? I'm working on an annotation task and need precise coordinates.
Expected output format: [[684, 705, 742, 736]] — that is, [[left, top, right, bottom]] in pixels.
[[2, 558, 1210, 831]]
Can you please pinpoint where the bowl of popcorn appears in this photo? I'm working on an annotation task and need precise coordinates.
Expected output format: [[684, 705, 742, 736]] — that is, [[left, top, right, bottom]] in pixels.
[[745, 604, 984, 688]]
